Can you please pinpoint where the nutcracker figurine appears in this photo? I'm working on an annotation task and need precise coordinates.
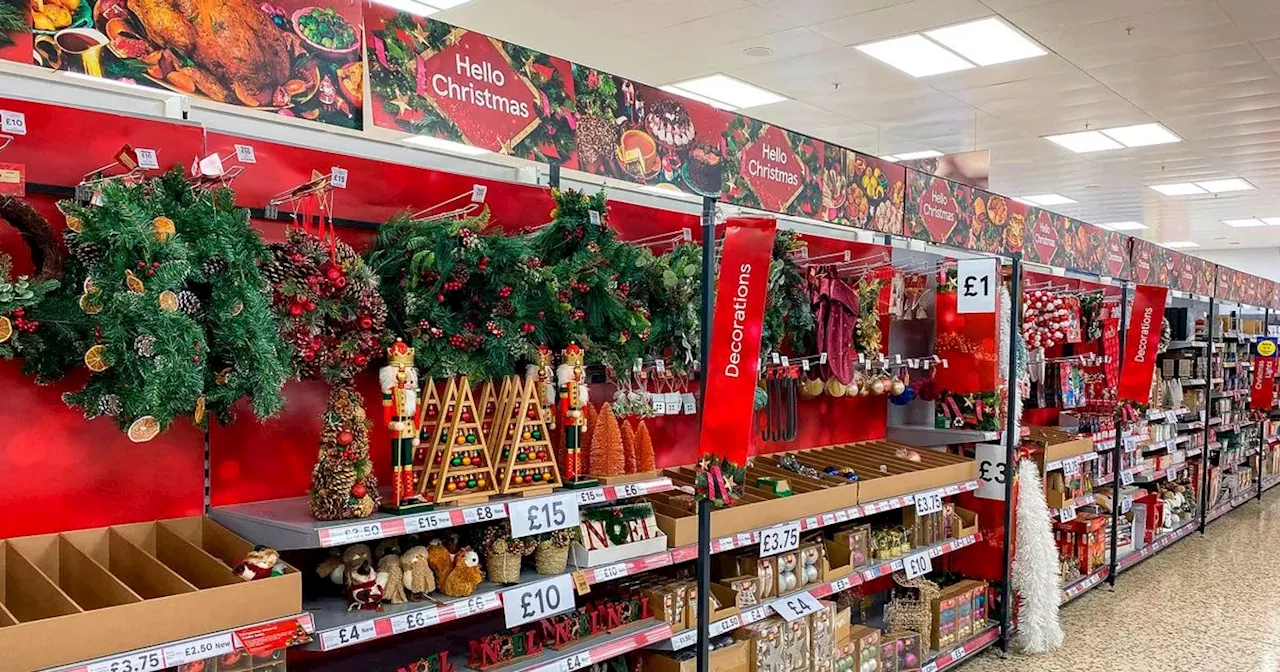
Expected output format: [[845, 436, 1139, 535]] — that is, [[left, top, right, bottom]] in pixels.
[[525, 345, 558, 431], [557, 343, 597, 488], [381, 339, 432, 513]]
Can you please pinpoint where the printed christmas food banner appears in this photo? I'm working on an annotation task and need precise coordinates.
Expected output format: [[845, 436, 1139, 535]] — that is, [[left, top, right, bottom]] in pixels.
[[813, 147, 906, 235], [1169, 251, 1215, 296], [1130, 239, 1171, 286], [904, 169, 1024, 255], [30, 0, 363, 129]]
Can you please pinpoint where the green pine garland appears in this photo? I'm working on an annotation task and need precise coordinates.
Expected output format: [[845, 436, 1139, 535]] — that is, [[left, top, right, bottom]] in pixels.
[[0, 254, 57, 361], [762, 230, 814, 360]]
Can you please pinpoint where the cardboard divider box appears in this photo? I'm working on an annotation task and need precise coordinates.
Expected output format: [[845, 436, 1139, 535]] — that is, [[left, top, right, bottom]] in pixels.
[[792, 441, 976, 503], [642, 639, 749, 672], [1027, 426, 1095, 463], [0, 516, 300, 672]]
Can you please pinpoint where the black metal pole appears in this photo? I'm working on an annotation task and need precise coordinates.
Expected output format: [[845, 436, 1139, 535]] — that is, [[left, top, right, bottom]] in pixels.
[[998, 253, 1021, 653], [548, 162, 561, 189], [695, 196, 716, 672], [1107, 282, 1131, 587], [1200, 297, 1216, 533]]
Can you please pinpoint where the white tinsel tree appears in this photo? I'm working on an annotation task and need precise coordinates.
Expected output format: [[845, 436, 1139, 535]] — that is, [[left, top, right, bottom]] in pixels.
[[1011, 458, 1064, 653]]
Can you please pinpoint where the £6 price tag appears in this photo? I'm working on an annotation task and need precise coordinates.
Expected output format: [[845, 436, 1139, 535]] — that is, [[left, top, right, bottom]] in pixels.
[[904, 551, 933, 579], [914, 490, 944, 515], [771, 591, 822, 622], [391, 607, 438, 634], [613, 482, 642, 499], [502, 574, 575, 628], [758, 520, 801, 557], [509, 492, 579, 538]]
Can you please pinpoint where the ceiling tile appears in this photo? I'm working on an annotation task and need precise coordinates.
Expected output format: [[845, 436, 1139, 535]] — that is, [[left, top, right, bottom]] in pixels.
[[749, 0, 910, 25], [810, 0, 991, 46]]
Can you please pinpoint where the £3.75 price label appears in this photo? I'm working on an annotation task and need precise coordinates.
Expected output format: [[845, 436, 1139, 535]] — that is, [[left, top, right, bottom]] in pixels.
[[914, 489, 944, 515], [758, 520, 800, 557], [503, 573, 576, 628], [904, 550, 933, 580], [771, 591, 823, 622], [509, 492, 579, 538], [89, 651, 164, 672]]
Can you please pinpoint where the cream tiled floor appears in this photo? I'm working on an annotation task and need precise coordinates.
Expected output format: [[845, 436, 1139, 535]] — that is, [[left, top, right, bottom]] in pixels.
[[967, 490, 1280, 672]]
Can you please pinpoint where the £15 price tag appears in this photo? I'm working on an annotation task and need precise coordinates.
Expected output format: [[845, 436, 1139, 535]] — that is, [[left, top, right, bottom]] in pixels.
[[914, 490, 944, 515], [162, 633, 233, 666], [757, 520, 801, 557], [577, 488, 606, 505], [134, 148, 159, 170], [903, 551, 933, 579], [509, 492, 579, 538], [771, 591, 822, 622], [0, 110, 26, 135], [407, 511, 451, 533], [329, 167, 348, 188], [502, 574, 575, 628]]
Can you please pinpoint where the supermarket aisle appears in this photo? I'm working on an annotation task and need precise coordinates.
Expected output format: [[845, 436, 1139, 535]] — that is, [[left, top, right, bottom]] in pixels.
[[968, 492, 1280, 672]]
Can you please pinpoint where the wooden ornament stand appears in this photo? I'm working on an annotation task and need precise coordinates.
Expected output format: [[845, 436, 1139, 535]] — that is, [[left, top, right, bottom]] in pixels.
[[486, 376, 519, 464], [420, 376, 500, 506], [494, 378, 562, 496], [475, 379, 497, 439]]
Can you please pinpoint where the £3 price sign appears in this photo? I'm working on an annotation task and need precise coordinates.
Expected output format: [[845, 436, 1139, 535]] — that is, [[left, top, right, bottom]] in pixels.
[[503, 574, 576, 628], [509, 493, 580, 539]]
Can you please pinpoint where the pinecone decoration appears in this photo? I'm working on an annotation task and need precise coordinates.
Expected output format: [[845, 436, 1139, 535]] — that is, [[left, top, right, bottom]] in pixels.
[[260, 258, 287, 284], [309, 460, 358, 520], [64, 230, 105, 268], [176, 290, 201, 315], [134, 334, 156, 357], [202, 257, 228, 277], [97, 394, 122, 417]]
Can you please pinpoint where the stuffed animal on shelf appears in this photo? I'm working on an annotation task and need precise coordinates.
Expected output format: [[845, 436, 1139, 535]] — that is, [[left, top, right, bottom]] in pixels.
[[378, 551, 408, 605], [233, 545, 282, 581], [401, 545, 435, 599], [427, 537, 456, 587], [316, 549, 345, 585], [345, 558, 386, 611], [441, 547, 484, 597], [343, 543, 373, 573], [375, 538, 402, 562]]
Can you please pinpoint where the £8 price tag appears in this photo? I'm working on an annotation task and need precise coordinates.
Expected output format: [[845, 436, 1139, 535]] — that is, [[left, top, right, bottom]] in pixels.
[[914, 490, 944, 515], [903, 551, 933, 579], [757, 520, 801, 557], [463, 503, 506, 524], [502, 573, 575, 628], [509, 492, 579, 538], [771, 591, 822, 622]]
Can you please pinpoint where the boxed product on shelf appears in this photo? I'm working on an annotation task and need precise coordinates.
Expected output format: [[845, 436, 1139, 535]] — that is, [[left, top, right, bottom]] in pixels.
[[848, 625, 881, 672], [571, 501, 669, 567], [1063, 514, 1108, 574], [643, 638, 749, 672], [0, 517, 301, 672]]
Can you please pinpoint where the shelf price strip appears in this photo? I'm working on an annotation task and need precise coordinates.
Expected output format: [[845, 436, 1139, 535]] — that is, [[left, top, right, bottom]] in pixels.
[[1061, 567, 1109, 605], [62, 614, 314, 672], [920, 626, 999, 672], [1118, 522, 1197, 573], [528, 623, 673, 672], [317, 593, 501, 651]]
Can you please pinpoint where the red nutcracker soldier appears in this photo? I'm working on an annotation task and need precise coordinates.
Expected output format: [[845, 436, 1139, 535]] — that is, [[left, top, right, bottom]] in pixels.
[[557, 343, 597, 488], [381, 339, 432, 513]]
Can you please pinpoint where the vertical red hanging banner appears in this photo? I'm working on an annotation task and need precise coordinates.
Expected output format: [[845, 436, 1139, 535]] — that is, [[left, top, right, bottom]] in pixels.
[[697, 217, 778, 469], [1252, 338, 1278, 411], [1118, 284, 1168, 403]]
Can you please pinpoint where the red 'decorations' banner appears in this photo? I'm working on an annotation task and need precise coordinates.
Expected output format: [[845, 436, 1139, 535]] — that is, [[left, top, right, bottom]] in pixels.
[[1253, 338, 1278, 411], [698, 217, 778, 466], [1119, 284, 1168, 403]]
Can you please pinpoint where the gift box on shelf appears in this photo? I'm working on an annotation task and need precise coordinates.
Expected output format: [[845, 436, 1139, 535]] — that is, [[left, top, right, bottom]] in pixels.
[[1064, 514, 1108, 574], [643, 638, 749, 672], [570, 501, 669, 568]]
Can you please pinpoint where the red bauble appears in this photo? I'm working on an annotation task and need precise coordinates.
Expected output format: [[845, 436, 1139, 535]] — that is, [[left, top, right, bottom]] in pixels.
[[334, 276, 348, 289], [302, 349, 316, 362], [337, 430, 354, 447], [324, 264, 343, 281], [304, 300, 316, 312], [354, 353, 369, 367], [359, 316, 374, 330], [289, 304, 304, 317], [351, 483, 367, 499]]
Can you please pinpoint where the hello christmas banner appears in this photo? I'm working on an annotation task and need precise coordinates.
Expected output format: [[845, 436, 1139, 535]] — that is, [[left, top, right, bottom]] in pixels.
[[904, 169, 1024, 255]]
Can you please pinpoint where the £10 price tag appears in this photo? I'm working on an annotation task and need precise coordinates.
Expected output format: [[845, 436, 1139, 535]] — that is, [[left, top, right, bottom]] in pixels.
[[134, 148, 159, 170], [509, 492, 579, 538], [903, 551, 933, 580], [162, 633, 234, 666], [89, 651, 165, 672], [757, 520, 801, 557], [592, 562, 626, 583], [234, 144, 257, 163], [503, 574, 575, 628], [772, 591, 822, 622], [914, 490, 944, 515], [0, 110, 26, 135]]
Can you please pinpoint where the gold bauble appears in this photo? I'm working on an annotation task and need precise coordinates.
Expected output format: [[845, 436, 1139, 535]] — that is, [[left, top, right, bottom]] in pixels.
[[825, 378, 847, 398], [891, 378, 906, 395], [871, 378, 886, 395], [800, 378, 824, 400]]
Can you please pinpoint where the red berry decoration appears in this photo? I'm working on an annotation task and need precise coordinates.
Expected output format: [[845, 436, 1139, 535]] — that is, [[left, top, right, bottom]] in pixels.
[[359, 315, 373, 330], [351, 483, 367, 499], [289, 303, 304, 317], [337, 430, 354, 447]]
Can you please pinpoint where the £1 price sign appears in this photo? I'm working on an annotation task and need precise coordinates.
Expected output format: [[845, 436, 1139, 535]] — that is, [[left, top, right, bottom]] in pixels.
[[957, 258, 997, 314], [509, 493, 579, 539], [502, 574, 576, 628]]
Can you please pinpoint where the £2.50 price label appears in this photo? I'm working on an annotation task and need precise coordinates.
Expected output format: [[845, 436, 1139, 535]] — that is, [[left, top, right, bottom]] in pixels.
[[904, 550, 933, 580], [757, 520, 800, 557], [509, 492, 579, 538], [771, 591, 823, 622], [161, 633, 234, 666], [503, 573, 576, 628]]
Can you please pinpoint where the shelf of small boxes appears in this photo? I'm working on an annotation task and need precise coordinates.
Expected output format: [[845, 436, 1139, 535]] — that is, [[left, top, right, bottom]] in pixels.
[[1116, 520, 1198, 574], [210, 477, 673, 550], [1060, 567, 1109, 606]]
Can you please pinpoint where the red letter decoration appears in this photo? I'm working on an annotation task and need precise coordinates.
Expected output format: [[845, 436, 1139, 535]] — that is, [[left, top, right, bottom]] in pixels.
[[1252, 338, 1278, 411], [1118, 284, 1168, 404], [695, 217, 778, 504]]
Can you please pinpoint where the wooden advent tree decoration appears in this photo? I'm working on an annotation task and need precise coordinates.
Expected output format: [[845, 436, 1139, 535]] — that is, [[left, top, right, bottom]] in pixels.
[[475, 379, 497, 438], [487, 376, 520, 465], [589, 403, 626, 481], [420, 376, 499, 505], [494, 378, 562, 495]]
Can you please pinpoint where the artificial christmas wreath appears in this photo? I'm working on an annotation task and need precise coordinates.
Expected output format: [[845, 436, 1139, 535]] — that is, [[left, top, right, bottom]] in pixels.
[[0, 195, 61, 362], [762, 230, 814, 361]]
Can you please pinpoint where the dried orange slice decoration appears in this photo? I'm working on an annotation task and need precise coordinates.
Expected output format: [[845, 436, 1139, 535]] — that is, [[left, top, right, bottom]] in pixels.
[[158, 290, 178, 312], [230, 300, 244, 317], [0, 316, 11, 344], [84, 344, 109, 372], [65, 214, 84, 232], [192, 395, 206, 425], [127, 416, 161, 443], [152, 216, 176, 242], [83, 276, 98, 294], [124, 270, 145, 294], [78, 293, 102, 314]]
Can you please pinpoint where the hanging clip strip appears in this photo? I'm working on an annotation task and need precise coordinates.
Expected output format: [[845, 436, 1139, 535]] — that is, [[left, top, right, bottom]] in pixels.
[[410, 186, 487, 222]]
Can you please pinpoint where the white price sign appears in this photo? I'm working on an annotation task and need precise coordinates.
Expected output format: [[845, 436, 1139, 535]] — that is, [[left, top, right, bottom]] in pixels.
[[593, 562, 626, 583], [1063, 457, 1081, 476], [134, 148, 159, 170], [829, 576, 852, 593], [956, 258, 998, 314], [613, 482, 642, 499], [1165, 410, 1179, 422], [577, 488, 606, 505], [710, 614, 741, 635], [162, 634, 233, 666], [321, 621, 377, 649], [329, 166, 348, 188], [1121, 469, 1135, 487], [326, 521, 384, 545], [88, 651, 165, 672], [914, 490, 944, 515], [669, 630, 697, 649], [234, 144, 257, 163], [1058, 504, 1076, 524], [509, 493, 579, 538], [462, 503, 506, 524], [455, 593, 498, 617], [1167, 465, 1179, 481], [974, 443, 1008, 500], [1, 110, 26, 135], [391, 607, 439, 634], [503, 574, 575, 628], [758, 520, 801, 557], [904, 551, 933, 579], [772, 591, 823, 622], [1121, 496, 1132, 515], [407, 511, 452, 533], [558, 651, 592, 672], [1123, 436, 1137, 452]]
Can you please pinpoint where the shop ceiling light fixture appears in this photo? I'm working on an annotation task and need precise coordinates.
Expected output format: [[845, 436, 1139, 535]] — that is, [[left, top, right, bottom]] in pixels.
[[660, 74, 786, 110], [924, 18, 1047, 66], [372, 0, 440, 16], [893, 150, 944, 161], [1043, 131, 1123, 153], [1099, 221, 1148, 231], [1019, 194, 1077, 206], [402, 135, 491, 156], [855, 34, 975, 78], [1195, 178, 1255, 193], [1101, 123, 1181, 147], [1223, 218, 1267, 228], [1149, 183, 1206, 196], [1161, 241, 1200, 249]]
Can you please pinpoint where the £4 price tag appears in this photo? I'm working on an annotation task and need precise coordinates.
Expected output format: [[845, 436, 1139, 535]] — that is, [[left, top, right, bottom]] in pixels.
[[914, 490, 944, 515], [904, 551, 933, 579], [558, 651, 592, 672], [502, 574, 575, 628], [509, 492, 579, 538], [322, 621, 377, 650], [772, 591, 822, 622], [758, 520, 801, 557]]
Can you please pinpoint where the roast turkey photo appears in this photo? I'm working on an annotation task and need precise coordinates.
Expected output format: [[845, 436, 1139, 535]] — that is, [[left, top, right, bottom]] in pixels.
[[29, 0, 364, 129]]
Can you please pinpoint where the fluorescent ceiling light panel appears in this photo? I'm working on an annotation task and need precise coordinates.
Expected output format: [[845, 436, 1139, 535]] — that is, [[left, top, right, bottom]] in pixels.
[[1150, 183, 1206, 196], [402, 135, 490, 156], [880, 155, 900, 162], [658, 85, 736, 111], [663, 74, 786, 109], [1161, 241, 1200, 249], [372, 0, 438, 15], [1223, 218, 1266, 228], [893, 150, 943, 160], [1263, 218, 1280, 226], [1100, 221, 1148, 231], [856, 34, 975, 78], [1195, 178, 1255, 193], [1043, 130, 1123, 153], [1022, 194, 1076, 206], [1101, 123, 1181, 147], [924, 17, 1046, 66]]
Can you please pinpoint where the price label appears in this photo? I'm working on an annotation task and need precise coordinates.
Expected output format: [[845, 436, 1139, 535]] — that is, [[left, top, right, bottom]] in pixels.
[[682, 392, 697, 414], [710, 614, 741, 635], [89, 651, 165, 672], [1058, 504, 1076, 523], [957, 258, 997, 314], [771, 591, 823, 622], [955, 644, 967, 659], [829, 577, 852, 593], [914, 490, 944, 515], [558, 651, 592, 672], [1167, 465, 1179, 480], [162, 634, 233, 666], [614, 482, 642, 499], [577, 488, 606, 505], [588, 210, 601, 225], [1, 110, 26, 135], [134, 148, 159, 170], [975, 443, 1008, 500], [1121, 469, 1135, 487], [1121, 496, 1132, 515], [462, 503, 506, 524], [593, 562, 626, 583], [669, 630, 698, 649], [391, 607, 439, 634], [471, 184, 488, 203], [234, 144, 257, 163], [903, 551, 933, 579], [407, 511, 452, 533], [502, 574, 575, 627], [321, 621, 377, 649], [834, 509, 849, 523], [1123, 436, 1137, 452], [741, 605, 769, 624], [1165, 410, 1179, 422], [1063, 457, 1081, 476], [758, 520, 801, 557], [509, 493, 579, 538], [455, 593, 497, 617], [330, 166, 348, 188], [325, 521, 384, 546]]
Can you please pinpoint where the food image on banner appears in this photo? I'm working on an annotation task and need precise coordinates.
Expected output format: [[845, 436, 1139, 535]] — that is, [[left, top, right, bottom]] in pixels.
[[0, 0, 29, 63], [817, 147, 904, 235], [1130, 238, 1169, 286], [31, 0, 362, 128], [905, 169, 1023, 255], [367, 12, 573, 161], [722, 116, 820, 215], [572, 67, 731, 196]]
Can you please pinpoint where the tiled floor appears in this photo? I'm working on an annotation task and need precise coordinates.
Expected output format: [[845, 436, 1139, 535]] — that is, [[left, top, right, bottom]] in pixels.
[[966, 491, 1280, 672]]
